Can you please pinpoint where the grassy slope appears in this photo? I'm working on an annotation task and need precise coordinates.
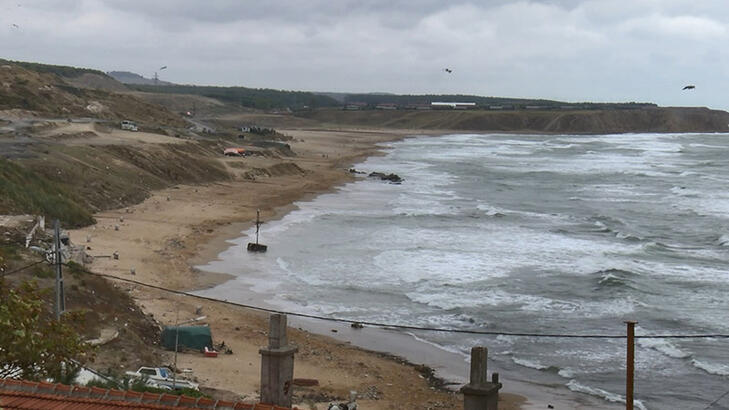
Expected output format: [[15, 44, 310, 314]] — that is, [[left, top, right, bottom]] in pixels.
[[1, 140, 231, 228], [128, 84, 340, 110], [0, 158, 94, 227]]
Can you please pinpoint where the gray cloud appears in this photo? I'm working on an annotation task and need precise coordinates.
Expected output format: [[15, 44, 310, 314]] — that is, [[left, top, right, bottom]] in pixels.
[[2, 1, 728, 109]]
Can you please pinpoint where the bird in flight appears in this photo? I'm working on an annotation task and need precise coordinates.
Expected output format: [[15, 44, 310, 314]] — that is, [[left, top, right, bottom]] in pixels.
[[444, 68, 452, 73], [11, 23, 19, 28], [682, 85, 695, 90]]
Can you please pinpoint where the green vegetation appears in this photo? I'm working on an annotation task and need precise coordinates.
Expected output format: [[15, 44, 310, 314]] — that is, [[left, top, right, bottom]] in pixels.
[[0, 158, 94, 227], [0, 58, 109, 78], [0, 278, 90, 381], [129, 84, 340, 110], [339, 93, 656, 110]]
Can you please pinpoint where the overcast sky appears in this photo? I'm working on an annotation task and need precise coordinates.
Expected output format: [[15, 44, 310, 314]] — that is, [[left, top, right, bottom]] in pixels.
[[2, 1, 728, 109]]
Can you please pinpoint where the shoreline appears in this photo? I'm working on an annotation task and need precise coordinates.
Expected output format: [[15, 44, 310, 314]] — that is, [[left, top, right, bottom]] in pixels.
[[69, 127, 479, 408], [68, 127, 612, 409], [191, 174, 621, 410]]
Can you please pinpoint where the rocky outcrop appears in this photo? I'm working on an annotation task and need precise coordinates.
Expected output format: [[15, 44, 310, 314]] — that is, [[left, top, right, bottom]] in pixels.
[[368, 172, 403, 183]]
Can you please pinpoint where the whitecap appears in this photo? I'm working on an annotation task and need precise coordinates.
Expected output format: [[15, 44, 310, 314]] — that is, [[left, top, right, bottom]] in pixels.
[[637, 337, 690, 359], [717, 234, 729, 247], [558, 368, 576, 378], [566, 380, 647, 410], [512, 357, 548, 370], [692, 359, 729, 376]]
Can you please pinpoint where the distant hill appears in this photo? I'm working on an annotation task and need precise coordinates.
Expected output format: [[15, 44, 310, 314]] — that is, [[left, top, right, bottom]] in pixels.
[[0, 63, 185, 126], [128, 84, 341, 110], [107, 71, 173, 86], [322, 92, 658, 111], [297, 106, 729, 134], [0, 58, 109, 78]]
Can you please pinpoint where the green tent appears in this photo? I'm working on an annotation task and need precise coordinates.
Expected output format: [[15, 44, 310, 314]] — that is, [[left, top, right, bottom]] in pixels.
[[160, 326, 212, 351]]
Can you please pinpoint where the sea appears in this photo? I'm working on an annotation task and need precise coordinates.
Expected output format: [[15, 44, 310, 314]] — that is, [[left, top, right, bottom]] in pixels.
[[197, 132, 729, 410]]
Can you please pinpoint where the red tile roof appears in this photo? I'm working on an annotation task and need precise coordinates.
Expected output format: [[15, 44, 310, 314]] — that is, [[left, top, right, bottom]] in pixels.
[[0, 379, 294, 410]]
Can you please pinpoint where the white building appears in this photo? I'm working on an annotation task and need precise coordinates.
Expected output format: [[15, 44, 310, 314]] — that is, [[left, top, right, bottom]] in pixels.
[[431, 102, 477, 110]]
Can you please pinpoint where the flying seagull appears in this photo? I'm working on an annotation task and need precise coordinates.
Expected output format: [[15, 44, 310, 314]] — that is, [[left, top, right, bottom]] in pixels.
[[444, 68, 452, 73], [11, 23, 18, 28], [682, 85, 695, 90]]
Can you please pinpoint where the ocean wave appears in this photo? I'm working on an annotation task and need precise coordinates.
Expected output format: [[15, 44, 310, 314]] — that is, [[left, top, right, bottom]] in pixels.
[[615, 231, 643, 242], [595, 268, 639, 289], [566, 380, 647, 410], [511, 357, 563, 373], [637, 337, 690, 359], [558, 368, 576, 378], [476, 204, 506, 217], [642, 241, 673, 253], [670, 186, 701, 197], [716, 234, 729, 247], [512, 357, 548, 370], [592, 220, 611, 233], [586, 214, 624, 233], [692, 359, 729, 376]]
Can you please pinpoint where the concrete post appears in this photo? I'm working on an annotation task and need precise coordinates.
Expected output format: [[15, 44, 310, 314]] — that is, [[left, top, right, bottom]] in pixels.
[[461, 346, 502, 410], [259, 314, 298, 407]]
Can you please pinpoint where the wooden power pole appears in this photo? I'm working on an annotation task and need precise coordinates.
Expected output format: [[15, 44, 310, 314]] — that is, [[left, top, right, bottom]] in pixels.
[[626, 320, 637, 410], [54, 220, 65, 320]]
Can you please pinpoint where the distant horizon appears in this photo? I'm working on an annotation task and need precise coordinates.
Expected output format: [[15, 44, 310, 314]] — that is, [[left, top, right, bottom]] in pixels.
[[103, 67, 687, 109]]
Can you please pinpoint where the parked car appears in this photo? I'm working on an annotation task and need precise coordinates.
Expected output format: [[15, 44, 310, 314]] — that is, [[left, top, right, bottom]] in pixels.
[[125, 367, 199, 390], [120, 120, 138, 132], [223, 147, 246, 156]]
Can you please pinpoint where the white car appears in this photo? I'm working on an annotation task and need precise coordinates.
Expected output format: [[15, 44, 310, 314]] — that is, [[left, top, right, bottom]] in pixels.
[[120, 120, 138, 132], [125, 366, 199, 390]]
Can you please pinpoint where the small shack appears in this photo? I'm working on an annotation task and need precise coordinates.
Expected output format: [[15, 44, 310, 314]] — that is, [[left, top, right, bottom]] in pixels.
[[161, 326, 213, 351]]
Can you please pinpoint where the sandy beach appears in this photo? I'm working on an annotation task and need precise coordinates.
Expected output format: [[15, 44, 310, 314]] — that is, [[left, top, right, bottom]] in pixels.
[[69, 127, 531, 409]]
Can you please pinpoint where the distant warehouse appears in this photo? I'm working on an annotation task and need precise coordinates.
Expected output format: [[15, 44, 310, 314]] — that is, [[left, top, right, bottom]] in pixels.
[[431, 102, 477, 110]]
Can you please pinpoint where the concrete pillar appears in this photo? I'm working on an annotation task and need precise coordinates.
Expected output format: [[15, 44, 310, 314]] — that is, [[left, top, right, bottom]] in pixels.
[[461, 346, 502, 410], [259, 314, 298, 407]]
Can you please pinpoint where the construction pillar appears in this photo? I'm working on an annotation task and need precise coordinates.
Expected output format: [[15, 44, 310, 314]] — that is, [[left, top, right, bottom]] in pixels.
[[461, 346, 502, 410], [259, 314, 298, 407]]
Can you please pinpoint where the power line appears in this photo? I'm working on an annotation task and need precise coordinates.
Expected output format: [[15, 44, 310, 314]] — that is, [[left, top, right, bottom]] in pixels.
[[64, 264, 729, 340], [704, 387, 729, 410], [0, 259, 48, 278]]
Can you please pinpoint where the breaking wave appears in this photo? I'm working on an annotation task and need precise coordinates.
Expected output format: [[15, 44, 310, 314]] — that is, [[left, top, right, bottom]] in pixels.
[[692, 360, 729, 376], [566, 380, 647, 410]]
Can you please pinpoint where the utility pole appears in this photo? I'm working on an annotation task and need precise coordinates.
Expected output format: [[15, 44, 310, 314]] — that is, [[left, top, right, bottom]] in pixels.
[[626, 320, 637, 410], [53, 220, 65, 320], [154, 65, 167, 85], [172, 311, 206, 390], [173, 306, 179, 390]]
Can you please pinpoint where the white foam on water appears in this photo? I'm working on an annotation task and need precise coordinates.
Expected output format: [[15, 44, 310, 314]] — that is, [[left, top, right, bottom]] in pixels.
[[718, 234, 729, 246], [476, 203, 508, 217], [512, 357, 549, 370], [198, 132, 729, 410], [637, 337, 690, 359], [407, 332, 468, 358], [566, 380, 647, 410], [558, 368, 576, 378], [692, 360, 729, 376], [674, 194, 729, 219]]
